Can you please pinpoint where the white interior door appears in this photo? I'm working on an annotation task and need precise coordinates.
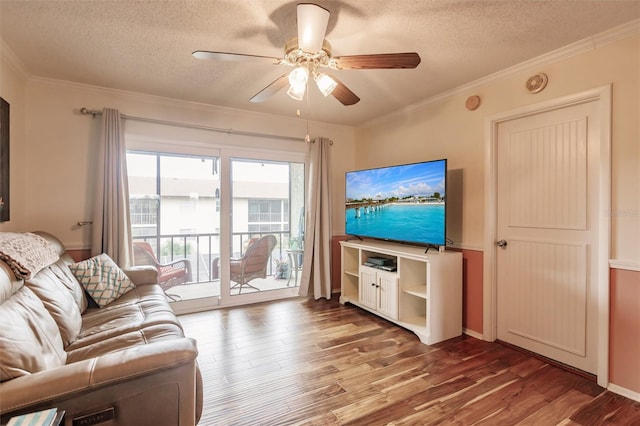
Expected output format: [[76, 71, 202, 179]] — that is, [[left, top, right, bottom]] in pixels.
[[496, 100, 600, 374]]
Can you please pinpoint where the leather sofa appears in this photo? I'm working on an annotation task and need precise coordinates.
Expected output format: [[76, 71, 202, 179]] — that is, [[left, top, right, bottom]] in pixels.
[[0, 232, 203, 425]]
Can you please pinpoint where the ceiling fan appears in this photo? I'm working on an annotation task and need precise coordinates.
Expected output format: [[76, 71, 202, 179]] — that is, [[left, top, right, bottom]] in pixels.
[[193, 3, 421, 106]]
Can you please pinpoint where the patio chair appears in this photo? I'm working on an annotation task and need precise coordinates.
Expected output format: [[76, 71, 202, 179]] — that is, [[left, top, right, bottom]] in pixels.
[[230, 234, 277, 294], [133, 241, 193, 301]]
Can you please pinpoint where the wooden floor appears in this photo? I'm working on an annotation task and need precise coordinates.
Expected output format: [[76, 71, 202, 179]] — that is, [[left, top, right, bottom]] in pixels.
[[179, 297, 640, 426]]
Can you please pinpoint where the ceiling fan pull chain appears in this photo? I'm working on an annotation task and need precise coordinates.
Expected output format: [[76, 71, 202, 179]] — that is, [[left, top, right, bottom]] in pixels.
[[305, 80, 311, 143]]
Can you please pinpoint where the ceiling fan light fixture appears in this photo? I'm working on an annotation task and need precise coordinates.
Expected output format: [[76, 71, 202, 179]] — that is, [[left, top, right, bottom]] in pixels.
[[193, 3, 418, 108], [287, 84, 306, 101], [297, 4, 330, 53], [314, 72, 337, 96], [288, 66, 309, 89]]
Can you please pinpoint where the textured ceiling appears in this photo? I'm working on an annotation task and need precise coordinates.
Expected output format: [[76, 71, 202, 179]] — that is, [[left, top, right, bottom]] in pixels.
[[1, 0, 639, 126]]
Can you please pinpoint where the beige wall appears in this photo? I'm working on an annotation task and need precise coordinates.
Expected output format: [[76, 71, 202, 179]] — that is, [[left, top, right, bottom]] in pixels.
[[15, 78, 354, 249], [354, 33, 639, 263], [0, 46, 27, 232]]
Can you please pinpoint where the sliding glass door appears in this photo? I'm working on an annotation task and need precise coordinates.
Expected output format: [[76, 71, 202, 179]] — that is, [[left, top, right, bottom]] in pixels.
[[228, 158, 305, 302], [127, 152, 221, 303], [127, 149, 306, 310]]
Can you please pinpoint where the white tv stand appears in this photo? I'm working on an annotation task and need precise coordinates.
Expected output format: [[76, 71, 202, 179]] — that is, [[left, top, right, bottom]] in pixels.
[[339, 239, 462, 345]]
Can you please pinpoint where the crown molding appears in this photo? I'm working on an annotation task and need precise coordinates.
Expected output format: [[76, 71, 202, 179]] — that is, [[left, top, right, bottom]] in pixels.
[[0, 39, 31, 80], [28, 75, 272, 116], [361, 18, 640, 128]]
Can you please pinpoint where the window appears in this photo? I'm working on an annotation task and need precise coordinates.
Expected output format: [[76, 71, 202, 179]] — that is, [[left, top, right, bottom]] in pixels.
[[130, 197, 159, 237], [248, 199, 289, 231]]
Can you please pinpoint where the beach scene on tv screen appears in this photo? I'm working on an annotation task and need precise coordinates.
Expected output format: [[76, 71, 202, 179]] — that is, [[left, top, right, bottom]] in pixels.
[[345, 160, 446, 245]]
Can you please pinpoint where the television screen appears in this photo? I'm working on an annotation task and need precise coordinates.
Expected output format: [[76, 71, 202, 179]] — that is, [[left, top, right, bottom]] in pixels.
[[345, 159, 447, 246]]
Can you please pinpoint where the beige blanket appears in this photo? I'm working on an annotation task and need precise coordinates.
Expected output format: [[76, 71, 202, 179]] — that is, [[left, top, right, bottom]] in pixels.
[[0, 232, 59, 279]]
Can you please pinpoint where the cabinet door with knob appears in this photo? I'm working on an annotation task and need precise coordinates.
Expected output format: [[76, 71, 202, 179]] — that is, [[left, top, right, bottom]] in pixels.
[[359, 266, 398, 320], [359, 267, 378, 311], [377, 270, 399, 319]]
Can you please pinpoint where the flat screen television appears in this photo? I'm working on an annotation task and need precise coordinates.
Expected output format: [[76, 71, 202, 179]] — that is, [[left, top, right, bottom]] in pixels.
[[345, 159, 447, 247]]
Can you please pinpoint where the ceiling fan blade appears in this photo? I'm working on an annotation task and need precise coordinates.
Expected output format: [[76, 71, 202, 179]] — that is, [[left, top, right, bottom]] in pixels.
[[297, 3, 330, 53], [192, 50, 281, 64], [333, 52, 421, 69], [250, 74, 289, 103], [330, 77, 360, 106]]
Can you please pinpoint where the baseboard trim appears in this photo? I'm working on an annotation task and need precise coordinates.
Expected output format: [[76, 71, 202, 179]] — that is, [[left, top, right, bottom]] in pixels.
[[463, 328, 484, 340], [608, 383, 640, 402], [497, 339, 597, 383]]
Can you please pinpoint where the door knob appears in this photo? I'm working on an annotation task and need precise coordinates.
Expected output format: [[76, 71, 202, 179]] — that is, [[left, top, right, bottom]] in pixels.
[[496, 240, 508, 248]]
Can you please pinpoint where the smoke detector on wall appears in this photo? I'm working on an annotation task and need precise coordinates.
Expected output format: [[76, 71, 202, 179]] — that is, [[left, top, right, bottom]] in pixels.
[[465, 95, 481, 111]]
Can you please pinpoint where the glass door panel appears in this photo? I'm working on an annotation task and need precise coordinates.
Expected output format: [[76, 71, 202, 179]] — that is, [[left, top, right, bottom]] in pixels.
[[127, 152, 221, 303], [227, 158, 305, 300]]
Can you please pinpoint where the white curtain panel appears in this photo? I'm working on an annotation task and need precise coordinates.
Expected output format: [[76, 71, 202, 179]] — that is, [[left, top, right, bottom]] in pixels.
[[91, 108, 133, 267], [299, 137, 332, 299]]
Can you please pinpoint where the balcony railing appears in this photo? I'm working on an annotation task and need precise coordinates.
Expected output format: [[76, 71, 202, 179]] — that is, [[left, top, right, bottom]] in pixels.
[[132, 231, 299, 283]]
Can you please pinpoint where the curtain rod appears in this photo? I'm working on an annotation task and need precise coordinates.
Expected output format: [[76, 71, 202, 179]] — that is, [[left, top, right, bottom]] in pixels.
[[79, 107, 308, 143]]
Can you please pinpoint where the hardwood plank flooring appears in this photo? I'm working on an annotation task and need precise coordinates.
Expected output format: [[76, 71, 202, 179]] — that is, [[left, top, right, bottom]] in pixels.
[[179, 297, 640, 426]]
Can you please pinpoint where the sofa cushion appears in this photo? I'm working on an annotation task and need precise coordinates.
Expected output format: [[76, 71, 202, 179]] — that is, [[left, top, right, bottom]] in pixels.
[[66, 323, 187, 363], [24, 263, 83, 347], [69, 253, 135, 307], [0, 286, 66, 381], [50, 257, 88, 313], [67, 293, 182, 351], [98, 282, 167, 307], [0, 262, 21, 305]]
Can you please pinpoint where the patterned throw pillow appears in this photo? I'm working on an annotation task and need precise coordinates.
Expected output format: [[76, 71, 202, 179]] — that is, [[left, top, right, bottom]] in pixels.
[[69, 253, 135, 307]]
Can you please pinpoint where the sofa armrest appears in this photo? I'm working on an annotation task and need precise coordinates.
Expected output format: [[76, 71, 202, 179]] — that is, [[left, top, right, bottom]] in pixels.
[[0, 338, 199, 424], [123, 265, 158, 285]]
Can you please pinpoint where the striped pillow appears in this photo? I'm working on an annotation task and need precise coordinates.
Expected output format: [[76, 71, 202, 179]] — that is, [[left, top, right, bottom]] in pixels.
[[69, 253, 135, 307]]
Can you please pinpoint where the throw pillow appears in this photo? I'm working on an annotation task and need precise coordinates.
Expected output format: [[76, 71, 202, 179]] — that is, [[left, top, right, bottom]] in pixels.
[[69, 253, 135, 307]]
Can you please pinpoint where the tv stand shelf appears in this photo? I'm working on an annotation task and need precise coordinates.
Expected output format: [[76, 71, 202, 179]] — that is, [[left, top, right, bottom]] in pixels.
[[403, 285, 427, 299], [339, 239, 462, 345]]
